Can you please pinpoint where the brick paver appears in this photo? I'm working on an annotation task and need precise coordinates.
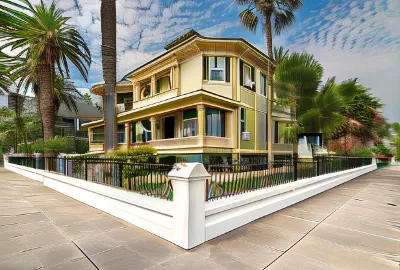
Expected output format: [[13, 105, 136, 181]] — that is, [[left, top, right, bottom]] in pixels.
[[0, 166, 399, 269]]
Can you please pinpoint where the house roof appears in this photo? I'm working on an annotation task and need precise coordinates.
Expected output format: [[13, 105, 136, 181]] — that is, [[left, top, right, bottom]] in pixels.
[[57, 102, 102, 120], [121, 29, 275, 81]]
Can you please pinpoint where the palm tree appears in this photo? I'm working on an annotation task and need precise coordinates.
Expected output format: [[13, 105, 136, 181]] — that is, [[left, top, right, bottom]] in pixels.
[[0, 0, 91, 141], [235, 0, 303, 58], [298, 78, 358, 135], [274, 52, 324, 117], [273, 46, 289, 63], [101, 0, 117, 152]]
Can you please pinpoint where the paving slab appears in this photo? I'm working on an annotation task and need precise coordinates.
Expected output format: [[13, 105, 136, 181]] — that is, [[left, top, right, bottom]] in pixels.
[[0, 166, 399, 269]]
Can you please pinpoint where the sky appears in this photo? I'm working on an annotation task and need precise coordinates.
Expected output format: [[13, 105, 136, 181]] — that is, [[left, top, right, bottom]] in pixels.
[[26, 0, 400, 122]]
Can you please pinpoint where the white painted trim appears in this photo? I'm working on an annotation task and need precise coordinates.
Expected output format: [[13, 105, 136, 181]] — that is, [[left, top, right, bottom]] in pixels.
[[204, 164, 376, 241]]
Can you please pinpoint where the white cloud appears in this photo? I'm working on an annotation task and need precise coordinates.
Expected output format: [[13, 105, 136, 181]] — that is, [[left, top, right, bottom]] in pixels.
[[282, 0, 400, 122]]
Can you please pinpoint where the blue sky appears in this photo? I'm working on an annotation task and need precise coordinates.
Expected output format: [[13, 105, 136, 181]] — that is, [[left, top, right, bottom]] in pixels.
[[30, 0, 400, 122]]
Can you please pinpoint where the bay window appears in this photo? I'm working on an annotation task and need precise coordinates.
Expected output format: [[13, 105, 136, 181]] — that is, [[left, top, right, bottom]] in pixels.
[[183, 109, 198, 137], [206, 109, 225, 137]]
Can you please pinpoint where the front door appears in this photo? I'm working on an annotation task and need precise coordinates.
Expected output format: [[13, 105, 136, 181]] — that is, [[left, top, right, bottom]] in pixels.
[[164, 116, 175, 139]]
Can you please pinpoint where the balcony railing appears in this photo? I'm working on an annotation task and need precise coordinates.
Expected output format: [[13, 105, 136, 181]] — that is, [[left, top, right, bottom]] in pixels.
[[272, 143, 293, 152], [149, 136, 233, 150], [117, 88, 178, 113]]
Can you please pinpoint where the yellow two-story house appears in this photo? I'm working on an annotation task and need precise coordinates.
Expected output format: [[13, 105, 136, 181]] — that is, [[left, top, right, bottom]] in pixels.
[[83, 30, 293, 163]]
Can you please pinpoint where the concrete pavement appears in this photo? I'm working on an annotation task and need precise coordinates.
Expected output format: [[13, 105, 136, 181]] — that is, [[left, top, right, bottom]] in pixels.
[[0, 166, 399, 269]]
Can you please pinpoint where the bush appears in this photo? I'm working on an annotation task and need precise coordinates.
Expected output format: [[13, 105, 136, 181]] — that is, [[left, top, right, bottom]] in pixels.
[[372, 142, 393, 157], [107, 145, 157, 163], [348, 147, 374, 158], [30, 137, 74, 155], [75, 140, 89, 154]]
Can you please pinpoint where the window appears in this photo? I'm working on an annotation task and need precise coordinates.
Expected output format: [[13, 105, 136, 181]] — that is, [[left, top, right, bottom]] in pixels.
[[240, 108, 246, 133], [209, 57, 225, 81], [91, 126, 104, 143], [240, 60, 255, 91], [140, 120, 152, 142], [203, 56, 230, 82], [274, 121, 279, 143], [156, 76, 171, 94], [117, 124, 126, 143], [183, 109, 198, 137], [206, 109, 225, 137], [243, 63, 252, 88], [117, 93, 133, 104], [260, 74, 267, 96], [130, 122, 136, 144]]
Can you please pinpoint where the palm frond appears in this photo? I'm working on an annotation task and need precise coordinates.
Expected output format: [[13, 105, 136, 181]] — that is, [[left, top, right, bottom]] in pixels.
[[239, 9, 258, 32]]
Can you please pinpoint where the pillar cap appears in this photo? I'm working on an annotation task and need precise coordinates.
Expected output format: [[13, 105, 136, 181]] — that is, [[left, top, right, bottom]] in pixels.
[[168, 162, 210, 181]]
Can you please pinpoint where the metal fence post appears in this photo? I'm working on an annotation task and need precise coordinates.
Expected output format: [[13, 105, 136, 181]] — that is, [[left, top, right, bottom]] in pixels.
[[293, 156, 298, 181]]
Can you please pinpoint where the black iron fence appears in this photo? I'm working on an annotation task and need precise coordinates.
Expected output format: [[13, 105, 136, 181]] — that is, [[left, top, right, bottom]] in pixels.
[[7, 155, 174, 200], [206, 156, 372, 201]]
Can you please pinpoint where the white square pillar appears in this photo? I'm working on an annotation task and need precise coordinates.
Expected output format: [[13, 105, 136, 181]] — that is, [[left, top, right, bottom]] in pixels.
[[168, 163, 210, 249]]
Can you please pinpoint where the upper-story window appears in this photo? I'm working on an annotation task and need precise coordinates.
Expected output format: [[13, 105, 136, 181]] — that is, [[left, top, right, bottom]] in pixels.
[[117, 124, 126, 144], [240, 60, 255, 91], [203, 56, 230, 82], [156, 76, 171, 94], [260, 73, 267, 96], [117, 93, 133, 104]]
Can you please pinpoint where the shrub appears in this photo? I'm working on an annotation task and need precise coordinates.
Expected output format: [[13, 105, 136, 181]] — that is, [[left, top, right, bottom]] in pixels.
[[75, 140, 89, 154], [30, 137, 74, 155], [107, 145, 157, 163], [348, 147, 374, 158], [372, 142, 393, 157]]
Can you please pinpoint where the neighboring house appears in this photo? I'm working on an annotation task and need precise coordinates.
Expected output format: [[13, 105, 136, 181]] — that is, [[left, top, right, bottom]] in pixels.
[[7, 92, 102, 139], [83, 30, 294, 162]]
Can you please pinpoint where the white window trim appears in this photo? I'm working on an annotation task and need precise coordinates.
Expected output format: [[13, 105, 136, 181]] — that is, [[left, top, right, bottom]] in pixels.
[[208, 56, 225, 82]]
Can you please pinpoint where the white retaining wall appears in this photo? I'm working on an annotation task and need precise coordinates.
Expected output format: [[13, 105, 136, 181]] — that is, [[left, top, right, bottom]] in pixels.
[[5, 160, 376, 250]]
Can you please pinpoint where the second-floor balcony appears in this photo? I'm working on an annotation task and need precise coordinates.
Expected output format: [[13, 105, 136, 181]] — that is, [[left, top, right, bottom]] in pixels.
[[116, 88, 178, 113]]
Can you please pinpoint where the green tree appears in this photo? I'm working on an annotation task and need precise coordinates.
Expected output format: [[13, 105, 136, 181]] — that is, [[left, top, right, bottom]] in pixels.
[[101, 0, 117, 152], [0, 0, 91, 142], [234, 0, 303, 58], [298, 78, 358, 135], [274, 52, 324, 117], [392, 122, 400, 161], [82, 93, 93, 105]]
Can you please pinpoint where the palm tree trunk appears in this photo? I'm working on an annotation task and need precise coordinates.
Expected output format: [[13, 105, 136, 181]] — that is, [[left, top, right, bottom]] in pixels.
[[37, 63, 55, 141], [101, 0, 117, 152], [265, 16, 273, 58]]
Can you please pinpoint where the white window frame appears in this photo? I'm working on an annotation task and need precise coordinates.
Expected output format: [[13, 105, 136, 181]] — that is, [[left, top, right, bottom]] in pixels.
[[208, 56, 225, 82], [260, 73, 267, 96], [243, 63, 252, 88]]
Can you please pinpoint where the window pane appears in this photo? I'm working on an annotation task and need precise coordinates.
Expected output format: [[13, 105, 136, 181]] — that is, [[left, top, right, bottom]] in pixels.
[[244, 65, 252, 86], [183, 109, 197, 120], [130, 122, 136, 143], [209, 57, 215, 68], [210, 70, 224, 81], [206, 109, 225, 137], [260, 74, 266, 96], [183, 119, 197, 137], [216, 57, 225, 68]]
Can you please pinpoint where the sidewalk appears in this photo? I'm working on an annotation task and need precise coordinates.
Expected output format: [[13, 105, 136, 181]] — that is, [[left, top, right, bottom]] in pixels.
[[0, 166, 399, 270]]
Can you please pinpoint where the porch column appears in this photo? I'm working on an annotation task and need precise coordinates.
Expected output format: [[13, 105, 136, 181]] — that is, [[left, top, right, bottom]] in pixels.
[[135, 82, 141, 101], [197, 105, 205, 136], [126, 123, 130, 150], [267, 84, 273, 162], [150, 117, 157, 141]]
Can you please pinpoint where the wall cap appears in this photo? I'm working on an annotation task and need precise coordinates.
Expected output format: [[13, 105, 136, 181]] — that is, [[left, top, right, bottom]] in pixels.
[[168, 163, 210, 181]]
